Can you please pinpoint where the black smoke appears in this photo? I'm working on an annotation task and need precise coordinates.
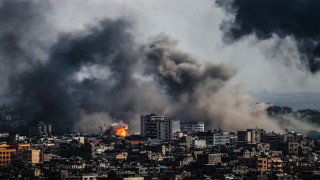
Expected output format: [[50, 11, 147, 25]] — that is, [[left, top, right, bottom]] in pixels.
[[217, 0, 320, 73], [143, 34, 235, 97], [2, 0, 289, 133], [0, 0, 52, 94], [9, 18, 240, 131], [11, 19, 140, 130], [142, 34, 238, 127]]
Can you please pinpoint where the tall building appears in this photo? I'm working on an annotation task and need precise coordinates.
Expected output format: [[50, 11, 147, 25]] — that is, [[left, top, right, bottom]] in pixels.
[[180, 121, 204, 133], [29, 122, 52, 137], [140, 114, 172, 140], [237, 128, 265, 144], [247, 128, 265, 144]]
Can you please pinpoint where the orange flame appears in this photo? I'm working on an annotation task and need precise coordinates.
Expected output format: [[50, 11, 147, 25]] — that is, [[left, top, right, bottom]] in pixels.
[[115, 127, 127, 138]]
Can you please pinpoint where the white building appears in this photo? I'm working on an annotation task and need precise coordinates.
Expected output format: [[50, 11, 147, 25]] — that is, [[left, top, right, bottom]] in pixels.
[[213, 131, 237, 146], [180, 121, 204, 133], [192, 139, 206, 148], [140, 114, 172, 140]]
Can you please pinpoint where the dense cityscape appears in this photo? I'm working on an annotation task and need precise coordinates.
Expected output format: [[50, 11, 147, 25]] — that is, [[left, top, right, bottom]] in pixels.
[[2, 0, 320, 179], [1, 106, 320, 179]]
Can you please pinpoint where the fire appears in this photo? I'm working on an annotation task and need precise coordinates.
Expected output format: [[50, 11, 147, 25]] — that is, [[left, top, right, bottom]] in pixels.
[[115, 127, 127, 138]]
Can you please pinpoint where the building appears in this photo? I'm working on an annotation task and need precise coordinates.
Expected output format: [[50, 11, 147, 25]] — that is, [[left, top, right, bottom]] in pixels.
[[194, 131, 214, 145], [60, 143, 95, 161], [0, 147, 16, 166], [192, 138, 206, 148], [213, 131, 237, 146], [197, 153, 222, 165], [29, 122, 52, 137], [238, 157, 283, 174], [0, 144, 31, 166], [238, 128, 265, 144], [237, 131, 247, 144], [140, 114, 172, 140], [16, 149, 41, 164], [180, 121, 204, 133], [246, 128, 265, 144]]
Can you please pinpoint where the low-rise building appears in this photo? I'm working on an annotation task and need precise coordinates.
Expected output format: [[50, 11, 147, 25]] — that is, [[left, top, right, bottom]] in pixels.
[[16, 149, 41, 164]]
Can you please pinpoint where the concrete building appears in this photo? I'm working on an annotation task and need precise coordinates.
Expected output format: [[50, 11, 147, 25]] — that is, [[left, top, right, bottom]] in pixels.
[[0, 144, 31, 166], [192, 139, 206, 148], [238, 128, 265, 144], [237, 131, 247, 144], [140, 114, 172, 140], [16, 149, 41, 164], [247, 128, 265, 144], [29, 122, 52, 137], [194, 131, 214, 146], [197, 153, 222, 165], [0, 148, 16, 166], [180, 121, 204, 133], [238, 157, 283, 175], [213, 131, 237, 146]]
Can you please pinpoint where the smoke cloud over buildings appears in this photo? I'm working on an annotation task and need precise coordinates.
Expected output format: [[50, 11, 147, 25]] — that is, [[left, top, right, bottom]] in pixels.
[[0, 0, 318, 133]]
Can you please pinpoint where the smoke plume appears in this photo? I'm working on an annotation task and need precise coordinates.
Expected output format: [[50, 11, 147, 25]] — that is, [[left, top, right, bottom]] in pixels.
[[217, 0, 320, 73], [2, 0, 316, 133], [142, 34, 282, 132], [0, 0, 53, 94]]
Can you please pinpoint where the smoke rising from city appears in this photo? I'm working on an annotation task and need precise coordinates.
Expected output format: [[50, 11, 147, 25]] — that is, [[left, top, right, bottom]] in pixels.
[[0, 0, 53, 95], [0, 0, 318, 133]]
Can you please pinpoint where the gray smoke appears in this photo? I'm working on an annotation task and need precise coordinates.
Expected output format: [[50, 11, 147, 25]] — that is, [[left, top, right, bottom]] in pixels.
[[217, 0, 320, 73], [11, 19, 141, 130], [0, 0, 53, 94], [2, 0, 310, 133], [142, 34, 283, 131], [143, 34, 236, 96]]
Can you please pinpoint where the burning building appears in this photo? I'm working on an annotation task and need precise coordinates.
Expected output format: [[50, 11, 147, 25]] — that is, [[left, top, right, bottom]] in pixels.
[[102, 122, 128, 138]]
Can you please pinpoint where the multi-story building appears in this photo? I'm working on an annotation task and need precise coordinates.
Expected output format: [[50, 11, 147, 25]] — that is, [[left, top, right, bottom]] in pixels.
[[140, 114, 172, 140], [0, 147, 16, 166], [237, 128, 265, 144], [213, 131, 237, 146], [0, 144, 31, 166], [237, 131, 247, 144], [180, 121, 204, 133], [16, 149, 41, 164], [247, 128, 265, 144], [238, 156, 283, 174], [197, 153, 222, 165], [194, 131, 214, 146], [29, 122, 52, 137], [257, 157, 283, 174]]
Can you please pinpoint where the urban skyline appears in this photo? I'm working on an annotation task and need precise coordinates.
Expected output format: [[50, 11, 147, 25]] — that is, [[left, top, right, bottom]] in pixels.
[[1, 0, 320, 179]]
